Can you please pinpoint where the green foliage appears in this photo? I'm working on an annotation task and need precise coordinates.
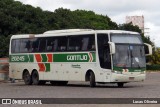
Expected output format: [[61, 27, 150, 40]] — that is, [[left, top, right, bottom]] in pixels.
[[147, 64, 160, 70], [141, 34, 153, 45], [0, 0, 153, 57], [72, 10, 118, 30], [149, 48, 160, 64], [0, 36, 10, 57], [51, 8, 118, 30], [118, 22, 142, 33]]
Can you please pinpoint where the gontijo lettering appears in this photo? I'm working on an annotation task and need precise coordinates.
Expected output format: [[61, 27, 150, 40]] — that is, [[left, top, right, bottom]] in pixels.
[[67, 55, 88, 61]]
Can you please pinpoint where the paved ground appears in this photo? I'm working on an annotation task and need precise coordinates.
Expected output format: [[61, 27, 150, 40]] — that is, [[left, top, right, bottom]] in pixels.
[[0, 72, 160, 107]]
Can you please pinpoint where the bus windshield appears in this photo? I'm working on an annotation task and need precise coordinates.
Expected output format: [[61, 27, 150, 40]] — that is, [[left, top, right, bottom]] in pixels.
[[112, 44, 146, 68], [111, 34, 146, 68], [111, 33, 143, 44]]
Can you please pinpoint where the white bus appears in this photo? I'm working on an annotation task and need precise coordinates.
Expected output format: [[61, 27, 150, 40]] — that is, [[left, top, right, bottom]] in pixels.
[[9, 29, 152, 87]]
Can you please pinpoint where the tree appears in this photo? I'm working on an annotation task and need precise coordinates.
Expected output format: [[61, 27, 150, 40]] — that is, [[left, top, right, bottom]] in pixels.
[[150, 48, 160, 64], [118, 22, 142, 33], [0, 36, 10, 57]]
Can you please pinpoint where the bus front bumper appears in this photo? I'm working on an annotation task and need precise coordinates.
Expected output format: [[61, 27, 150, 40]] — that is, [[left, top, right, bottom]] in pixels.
[[110, 73, 146, 82]]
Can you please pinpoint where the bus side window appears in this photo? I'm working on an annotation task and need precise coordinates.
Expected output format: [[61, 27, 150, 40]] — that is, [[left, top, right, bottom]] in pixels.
[[68, 36, 81, 51], [57, 36, 67, 52], [81, 35, 95, 51], [20, 39, 28, 53], [11, 40, 16, 53], [81, 37, 89, 51], [53, 39, 58, 51], [46, 37, 58, 52], [32, 38, 39, 52], [39, 38, 47, 52], [46, 37, 53, 52], [88, 36, 95, 51], [12, 39, 20, 53], [25, 40, 33, 53]]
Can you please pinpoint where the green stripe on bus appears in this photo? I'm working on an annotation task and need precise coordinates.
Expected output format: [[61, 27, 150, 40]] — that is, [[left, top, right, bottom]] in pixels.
[[9, 55, 34, 62], [9, 52, 96, 63], [45, 63, 50, 71], [29, 55, 34, 62], [53, 53, 96, 62], [42, 54, 47, 62]]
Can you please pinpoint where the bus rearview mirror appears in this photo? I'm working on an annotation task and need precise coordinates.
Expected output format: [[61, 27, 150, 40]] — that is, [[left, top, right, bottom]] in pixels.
[[144, 43, 152, 56], [108, 42, 115, 54]]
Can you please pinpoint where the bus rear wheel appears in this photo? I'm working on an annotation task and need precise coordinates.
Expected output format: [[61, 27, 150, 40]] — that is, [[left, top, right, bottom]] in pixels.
[[23, 71, 32, 85], [32, 71, 40, 85], [89, 72, 96, 87]]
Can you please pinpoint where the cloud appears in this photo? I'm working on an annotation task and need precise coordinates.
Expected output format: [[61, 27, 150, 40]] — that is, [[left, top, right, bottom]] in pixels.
[[15, 0, 72, 11], [145, 22, 160, 46]]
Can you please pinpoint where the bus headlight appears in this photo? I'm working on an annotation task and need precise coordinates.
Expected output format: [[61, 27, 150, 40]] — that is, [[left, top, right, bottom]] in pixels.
[[112, 70, 122, 74]]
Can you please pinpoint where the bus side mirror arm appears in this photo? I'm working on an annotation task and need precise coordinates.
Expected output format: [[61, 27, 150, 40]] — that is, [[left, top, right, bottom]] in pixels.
[[108, 42, 115, 54], [144, 43, 152, 56]]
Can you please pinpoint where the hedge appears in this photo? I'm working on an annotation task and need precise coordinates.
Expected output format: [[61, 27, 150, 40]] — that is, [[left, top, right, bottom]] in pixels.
[[146, 64, 160, 70]]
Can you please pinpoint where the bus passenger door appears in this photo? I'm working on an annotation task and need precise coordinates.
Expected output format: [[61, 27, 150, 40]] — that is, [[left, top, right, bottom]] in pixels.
[[100, 45, 112, 82], [97, 34, 112, 82]]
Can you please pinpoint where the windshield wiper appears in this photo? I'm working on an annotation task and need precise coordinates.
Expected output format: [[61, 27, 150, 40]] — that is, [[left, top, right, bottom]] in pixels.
[[131, 50, 133, 68], [136, 61, 141, 69]]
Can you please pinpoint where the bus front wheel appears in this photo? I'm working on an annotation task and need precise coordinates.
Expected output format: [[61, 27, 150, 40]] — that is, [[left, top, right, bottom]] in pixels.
[[89, 72, 96, 87], [23, 71, 32, 85]]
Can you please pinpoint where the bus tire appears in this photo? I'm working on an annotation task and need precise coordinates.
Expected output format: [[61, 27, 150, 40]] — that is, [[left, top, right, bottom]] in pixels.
[[117, 82, 124, 88], [89, 72, 96, 87], [32, 71, 40, 85], [23, 71, 32, 85]]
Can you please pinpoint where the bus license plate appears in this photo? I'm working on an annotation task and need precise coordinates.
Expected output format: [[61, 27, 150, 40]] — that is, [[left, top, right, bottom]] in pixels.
[[129, 77, 135, 80]]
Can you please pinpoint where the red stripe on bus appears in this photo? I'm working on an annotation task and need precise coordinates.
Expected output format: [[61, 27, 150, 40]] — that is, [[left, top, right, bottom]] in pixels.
[[35, 54, 42, 62], [47, 54, 53, 62], [38, 63, 45, 71]]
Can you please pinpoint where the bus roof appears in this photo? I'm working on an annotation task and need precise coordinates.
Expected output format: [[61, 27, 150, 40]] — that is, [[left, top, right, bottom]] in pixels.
[[43, 29, 94, 34], [96, 30, 139, 34], [11, 29, 139, 39]]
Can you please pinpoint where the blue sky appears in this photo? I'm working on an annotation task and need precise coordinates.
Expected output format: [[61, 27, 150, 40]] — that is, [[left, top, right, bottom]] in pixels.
[[15, 0, 160, 47]]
